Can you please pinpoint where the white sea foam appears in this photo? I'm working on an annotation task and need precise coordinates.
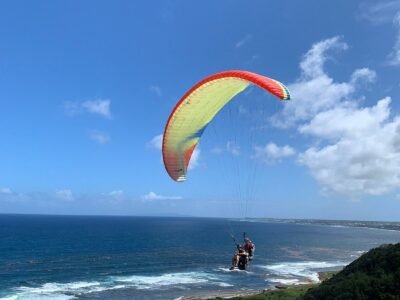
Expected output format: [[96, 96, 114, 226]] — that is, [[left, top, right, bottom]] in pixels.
[[3, 281, 104, 300], [350, 250, 367, 258], [2, 271, 231, 299], [112, 272, 213, 289], [260, 261, 346, 283], [269, 278, 301, 285], [216, 267, 253, 274], [0, 296, 19, 300], [217, 282, 234, 287]]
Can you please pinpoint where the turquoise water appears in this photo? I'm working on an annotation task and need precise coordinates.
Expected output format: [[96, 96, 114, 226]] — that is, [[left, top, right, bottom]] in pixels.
[[1, 214, 400, 299]]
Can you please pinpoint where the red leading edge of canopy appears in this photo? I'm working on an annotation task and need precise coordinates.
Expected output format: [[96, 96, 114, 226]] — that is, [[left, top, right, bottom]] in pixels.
[[162, 70, 290, 181]]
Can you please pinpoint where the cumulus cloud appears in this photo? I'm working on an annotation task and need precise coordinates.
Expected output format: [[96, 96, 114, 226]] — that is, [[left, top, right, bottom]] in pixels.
[[108, 190, 124, 201], [272, 36, 378, 129], [253, 143, 296, 164], [147, 134, 163, 150], [82, 99, 112, 118], [0, 187, 13, 194], [89, 130, 110, 144], [109, 190, 123, 196], [299, 98, 400, 196], [65, 99, 112, 119], [357, 1, 400, 25], [357, 2, 400, 66], [188, 148, 200, 170], [388, 14, 400, 65], [142, 192, 183, 201], [272, 37, 355, 127], [55, 189, 74, 201], [350, 68, 377, 85], [299, 98, 390, 140], [226, 141, 240, 156], [300, 36, 348, 79], [235, 34, 252, 48], [281, 36, 400, 197]]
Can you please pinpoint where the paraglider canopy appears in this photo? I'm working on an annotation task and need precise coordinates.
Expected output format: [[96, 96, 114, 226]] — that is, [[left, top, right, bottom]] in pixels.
[[162, 70, 290, 182]]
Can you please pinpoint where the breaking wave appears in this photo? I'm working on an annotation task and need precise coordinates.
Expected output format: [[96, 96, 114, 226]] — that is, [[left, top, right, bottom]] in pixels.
[[0, 271, 231, 300]]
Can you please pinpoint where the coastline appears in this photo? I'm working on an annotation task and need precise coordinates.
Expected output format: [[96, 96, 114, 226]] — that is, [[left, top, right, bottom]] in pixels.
[[182, 271, 336, 300], [3, 216, 398, 299], [241, 218, 400, 233]]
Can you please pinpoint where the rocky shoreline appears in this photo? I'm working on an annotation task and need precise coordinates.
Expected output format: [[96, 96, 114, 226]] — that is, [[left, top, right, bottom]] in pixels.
[[181, 271, 336, 300]]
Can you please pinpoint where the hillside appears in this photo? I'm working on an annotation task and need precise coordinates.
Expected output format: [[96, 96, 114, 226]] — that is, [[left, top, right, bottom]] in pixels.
[[303, 243, 400, 299], [209, 243, 400, 300]]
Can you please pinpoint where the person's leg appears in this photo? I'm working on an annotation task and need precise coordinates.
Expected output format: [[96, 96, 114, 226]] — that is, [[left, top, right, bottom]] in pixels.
[[238, 255, 248, 270], [231, 255, 239, 268]]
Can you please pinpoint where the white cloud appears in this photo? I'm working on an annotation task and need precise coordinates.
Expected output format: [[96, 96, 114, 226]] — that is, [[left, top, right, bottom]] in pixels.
[[235, 34, 252, 48], [357, 1, 400, 25], [147, 134, 163, 150], [0, 187, 13, 194], [89, 130, 110, 144], [299, 98, 390, 140], [357, 3, 400, 66], [108, 190, 124, 200], [149, 85, 162, 97], [142, 192, 183, 201], [188, 147, 200, 170], [109, 190, 124, 196], [299, 97, 400, 196], [253, 143, 296, 164], [388, 14, 400, 65], [298, 97, 400, 197], [272, 37, 353, 127], [82, 99, 112, 119], [272, 36, 400, 197], [300, 36, 348, 79], [350, 68, 377, 85], [65, 99, 112, 119], [272, 37, 377, 128], [299, 66, 400, 197], [226, 141, 240, 156], [55, 189, 74, 201]]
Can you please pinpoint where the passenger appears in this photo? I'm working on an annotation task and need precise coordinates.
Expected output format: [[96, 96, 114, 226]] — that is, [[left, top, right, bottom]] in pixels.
[[243, 238, 255, 261], [230, 246, 249, 270]]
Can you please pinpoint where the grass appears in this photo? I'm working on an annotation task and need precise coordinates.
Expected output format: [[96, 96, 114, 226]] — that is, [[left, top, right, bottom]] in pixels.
[[208, 271, 337, 300], [211, 284, 316, 300]]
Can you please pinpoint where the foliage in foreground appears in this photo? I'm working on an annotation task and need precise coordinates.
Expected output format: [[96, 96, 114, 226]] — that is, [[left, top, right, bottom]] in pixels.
[[211, 284, 315, 300], [210, 243, 400, 300], [303, 243, 400, 300]]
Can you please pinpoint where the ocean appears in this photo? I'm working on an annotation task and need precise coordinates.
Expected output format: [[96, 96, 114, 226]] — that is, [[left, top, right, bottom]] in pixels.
[[1, 214, 400, 299]]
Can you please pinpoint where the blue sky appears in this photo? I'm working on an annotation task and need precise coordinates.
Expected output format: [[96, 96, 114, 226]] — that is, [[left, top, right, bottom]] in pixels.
[[1, 0, 400, 220]]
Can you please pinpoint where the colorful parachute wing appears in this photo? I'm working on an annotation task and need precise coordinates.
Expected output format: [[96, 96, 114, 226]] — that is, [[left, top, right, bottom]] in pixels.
[[162, 70, 290, 182]]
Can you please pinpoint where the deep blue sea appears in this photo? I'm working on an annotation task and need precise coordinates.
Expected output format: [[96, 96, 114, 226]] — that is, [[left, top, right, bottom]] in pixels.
[[1, 215, 400, 299]]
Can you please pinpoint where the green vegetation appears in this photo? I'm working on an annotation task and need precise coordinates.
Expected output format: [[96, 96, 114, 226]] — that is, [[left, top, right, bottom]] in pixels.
[[208, 243, 400, 300], [215, 284, 316, 300], [206, 272, 336, 300], [303, 243, 400, 300]]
